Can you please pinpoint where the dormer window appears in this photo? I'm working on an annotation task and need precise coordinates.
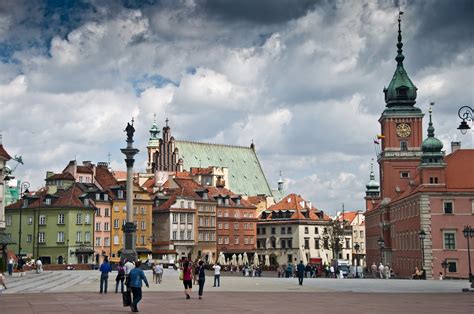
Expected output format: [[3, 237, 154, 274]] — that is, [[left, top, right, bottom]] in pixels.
[[224, 198, 230, 206], [104, 194, 108, 201], [45, 198, 51, 205], [84, 198, 89, 206], [117, 190, 124, 198], [235, 198, 241, 205], [203, 192, 208, 200], [96, 193, 100, 200], [23, 199, 28, 207], [217, 198, 223, 205]]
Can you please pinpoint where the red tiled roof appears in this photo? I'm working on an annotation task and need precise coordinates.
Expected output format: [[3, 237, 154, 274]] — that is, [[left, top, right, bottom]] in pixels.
[[0, 145, 12, 160], [336, 211, 358, 224], [190, 167, 213, 175], [95, 166, 119, 190], [247, 195, 266, 205], [45, 172, 75, 181], [206, 186, 256, 208], [264, 193, 329, 221], [77, 165, 93, 174]]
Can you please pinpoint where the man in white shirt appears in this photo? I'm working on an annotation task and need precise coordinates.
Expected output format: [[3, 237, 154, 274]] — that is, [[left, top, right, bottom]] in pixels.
[[36, 259, 43, 274], [155, 264, 163, 284], [124, 259, 135, 287], [212, 263, 221, 287]]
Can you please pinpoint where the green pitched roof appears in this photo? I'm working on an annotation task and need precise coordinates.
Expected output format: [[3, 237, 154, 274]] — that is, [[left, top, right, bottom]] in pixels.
[[175, 140, 272, 196]]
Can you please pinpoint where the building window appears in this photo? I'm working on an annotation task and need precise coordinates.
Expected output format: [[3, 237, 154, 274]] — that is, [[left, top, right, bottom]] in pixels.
[[271, 238, 276, 248], [224, 223, 229, 229], [281, 239, 286, 249], [224, 211, 228, 217], [187, 230, 192, 240], [180, 230, 184, 239], [96, 237, 101, 246], [76, 214, 82, 224], [360, 231, 364, 238], [287, 254, 293, 263], [205, 232, 210, 241], [443, 232, 456, 250], [114, 205, 119, 212], [104, 208, 110, 217], [76, 231, 82, 242], [180, 201, 184, 208], [104, 222, 109, 231], [323, 238, 329, 249], [198, 232, 203, 241], [6, 216, 12, 226], [400, 141, 408, 151], [141, 207, 146, 215], [172, 231, 177, 240], [133, 207, 138, 215], [39, 215, 46, 225], [28, 217, 33, 225], [96, 222, 101, 231], [188, 202, 192, 209], [114, 219, 119, 229], [448, 261, 457, 273], [315, 238, 320, 249], [85, 214, 91, 224], [234, 237, 239, 245], [38, 232, 45, 243], [104, 237, 110, 246], [271, 227, 276, 235], [187, 214, 193, 224], [400, 171, 410, 178], [218, 236, 223, 244], [224, 237, 229, 244], [96, 193, 100, 200], [250, 237, 254, 244], [141, 220, 146, 230], [287, 227, 292, 234], [261, 228, 266, 235], [85, 231, 91, 242], [281, 227, 286, 234], [141, 235, 145, 245], [117, 190, 123, 198], [218, 222, 222, 229], [172, 213, 178, 223], [443, 201, 453, 214], [304, 238, 310, 249], [217, 211, 222, 217], [244, 237, 249, 245], [315, 227, 319, 234], [345, 238, 350, 249], [57, 232, 64, 243], [234, 223, 239, 230], [104, 194, 108, 201], [45, 198, 51, 205], [26, 234, 32, 243], [180, 213, 185, 223], [304, 227, 309, 234]]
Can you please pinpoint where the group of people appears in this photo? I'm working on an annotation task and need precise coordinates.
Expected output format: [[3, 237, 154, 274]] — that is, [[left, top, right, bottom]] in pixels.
[[277, 263, 321, 279], [411, 267, 427, 280], [99, 258, 149, 312], [370, 262, 393, 279], [179, 259, 208, 299]]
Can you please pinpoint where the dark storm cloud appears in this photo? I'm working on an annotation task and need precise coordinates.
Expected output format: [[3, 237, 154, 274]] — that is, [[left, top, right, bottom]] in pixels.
[[200, 0, 322, 24]]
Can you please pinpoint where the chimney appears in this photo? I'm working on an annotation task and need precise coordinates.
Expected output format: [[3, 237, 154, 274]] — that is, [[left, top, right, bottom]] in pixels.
[[451, 141, 461, 153]]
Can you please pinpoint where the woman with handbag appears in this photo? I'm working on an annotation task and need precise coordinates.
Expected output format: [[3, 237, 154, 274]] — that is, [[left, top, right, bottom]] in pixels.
[[115, 261, 126, 293], [182, 260, 193, 299]]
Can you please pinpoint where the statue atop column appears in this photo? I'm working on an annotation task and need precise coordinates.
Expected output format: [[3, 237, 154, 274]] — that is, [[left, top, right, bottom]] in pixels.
[[125, 119, 135, 142]]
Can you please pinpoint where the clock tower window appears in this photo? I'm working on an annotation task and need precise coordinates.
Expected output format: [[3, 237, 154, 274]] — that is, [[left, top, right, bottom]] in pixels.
[[400, 141, 408, 151]]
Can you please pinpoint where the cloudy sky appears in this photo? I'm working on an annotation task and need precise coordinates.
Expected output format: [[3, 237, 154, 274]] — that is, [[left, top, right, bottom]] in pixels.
[[0, 0, 472, 214]]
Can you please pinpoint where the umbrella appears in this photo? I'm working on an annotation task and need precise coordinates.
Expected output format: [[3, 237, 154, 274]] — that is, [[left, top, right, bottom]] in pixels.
[[238, 254, 243, 266], [265, 254, 270, 267], [232, 254, 237, 266], [218, 252, 225, 265], [253, 253, 259, 266], [226, 257, 229, 266], [242, 252, 249, 265]]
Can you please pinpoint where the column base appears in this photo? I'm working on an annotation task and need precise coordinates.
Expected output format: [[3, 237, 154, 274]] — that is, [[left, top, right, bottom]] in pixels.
[[120, 250, 137, 263]]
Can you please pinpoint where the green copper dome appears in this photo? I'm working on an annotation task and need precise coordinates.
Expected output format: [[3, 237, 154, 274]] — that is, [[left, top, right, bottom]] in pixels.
[[383, 14, 418, 108], [421, 105, 444, 164], [365, 160, 380, 191]]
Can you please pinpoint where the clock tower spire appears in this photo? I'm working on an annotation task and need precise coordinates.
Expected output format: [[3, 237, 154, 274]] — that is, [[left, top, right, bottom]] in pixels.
[[378, 13, 424, 201]]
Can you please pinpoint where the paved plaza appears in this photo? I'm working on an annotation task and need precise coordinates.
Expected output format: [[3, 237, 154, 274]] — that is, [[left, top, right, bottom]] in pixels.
[[0, 269, 473, 313]]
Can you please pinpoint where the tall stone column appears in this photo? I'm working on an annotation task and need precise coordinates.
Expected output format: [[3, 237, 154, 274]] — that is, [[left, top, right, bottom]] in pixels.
[[120, 120, 139, 262]]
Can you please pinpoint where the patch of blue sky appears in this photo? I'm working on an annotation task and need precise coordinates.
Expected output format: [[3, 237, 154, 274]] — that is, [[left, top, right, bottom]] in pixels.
[[130, 74, 178, 96]]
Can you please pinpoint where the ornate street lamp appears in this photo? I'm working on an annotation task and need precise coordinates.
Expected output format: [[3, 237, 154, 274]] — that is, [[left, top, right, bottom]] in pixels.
[[457, 106, 473, 135], [17, 181, 30, 269], [419, 229, 426, 268], [441, 259, 448, 279], [462, 225, 473, 287], [377, 238, 385, 264], [354, 243, 360, 278]]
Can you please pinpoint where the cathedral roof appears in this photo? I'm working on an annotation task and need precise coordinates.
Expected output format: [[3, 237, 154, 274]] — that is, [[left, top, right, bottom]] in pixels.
[[174, 140, 272, 197]]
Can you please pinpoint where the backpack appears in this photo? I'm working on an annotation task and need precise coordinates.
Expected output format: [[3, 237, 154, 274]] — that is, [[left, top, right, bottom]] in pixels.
[[118, 266, 125, 276]]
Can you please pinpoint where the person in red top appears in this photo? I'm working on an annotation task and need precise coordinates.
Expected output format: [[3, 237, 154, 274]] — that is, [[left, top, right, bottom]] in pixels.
[[182, 260, 193, 299]]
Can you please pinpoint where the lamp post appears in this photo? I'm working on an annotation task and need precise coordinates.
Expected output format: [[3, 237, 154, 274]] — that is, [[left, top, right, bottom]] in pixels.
[[17, 181, 30, 269], [377, 238, 385, 265], [354, 243, 360, 278], [419, 229, 426, 269], [457, 106, 473, 135], [462, 225, 473, 287]]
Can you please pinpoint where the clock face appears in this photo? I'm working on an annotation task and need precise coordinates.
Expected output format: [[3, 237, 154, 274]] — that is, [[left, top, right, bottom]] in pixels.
[[396, 123, 411, 137]]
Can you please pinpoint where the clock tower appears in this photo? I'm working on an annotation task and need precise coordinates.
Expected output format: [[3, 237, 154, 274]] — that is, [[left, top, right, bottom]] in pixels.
[[378, 14, 424, 201]]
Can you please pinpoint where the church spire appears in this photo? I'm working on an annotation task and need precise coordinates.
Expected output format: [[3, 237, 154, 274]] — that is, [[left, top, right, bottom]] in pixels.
[[421, 102, 444, 164], [395, 11, 405, 66], [148, 113, 160, 140]]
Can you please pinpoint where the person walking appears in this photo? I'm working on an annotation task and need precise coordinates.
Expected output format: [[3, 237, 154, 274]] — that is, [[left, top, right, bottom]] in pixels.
[[212, 263, 221, 287], [0, 272, 7, 290], [128, 260, 149, 312], [99, 257, 112, 294], [371, 262, 377, 278], [305, 263, 312, 278], [378, 263, 384, 279], [182, 260, 193, 299], [197, 261, 206, 299], [7, 257, 14, 276], [296, 261, 305, 285], [124, 259, 135, 287], [155, 263, 163, 284], [330, 265, 335, 278], [115, 261, 126, 293]]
